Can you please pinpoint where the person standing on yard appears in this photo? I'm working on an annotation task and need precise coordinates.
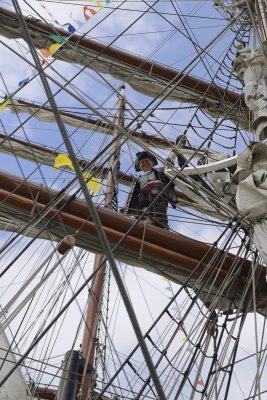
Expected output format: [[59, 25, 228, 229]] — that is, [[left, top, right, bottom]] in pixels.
[[125, 151, 177, 228]]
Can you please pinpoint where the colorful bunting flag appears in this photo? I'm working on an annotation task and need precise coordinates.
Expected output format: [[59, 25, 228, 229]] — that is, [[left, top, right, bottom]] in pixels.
[[2, 0, 112, 113], [18, 78, 30, 87], [94, 1, 104, 9], [83, 6, 97, 21], [49, 34, 67, 44], [40, 48, 53, 58], [49, 43, 61, 53], [63, 23, 76, 34], [182, 337, 188, 342], [197, 379, 204, 387], [0, 99, 9, 112]]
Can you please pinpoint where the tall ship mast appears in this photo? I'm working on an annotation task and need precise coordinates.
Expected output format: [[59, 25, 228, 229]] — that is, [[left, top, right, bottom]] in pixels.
[[0, 1, 267, 399]]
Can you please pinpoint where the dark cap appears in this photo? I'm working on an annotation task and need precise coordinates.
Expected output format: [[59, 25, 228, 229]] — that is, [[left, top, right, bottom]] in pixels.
[[135, 151, 158, 172]]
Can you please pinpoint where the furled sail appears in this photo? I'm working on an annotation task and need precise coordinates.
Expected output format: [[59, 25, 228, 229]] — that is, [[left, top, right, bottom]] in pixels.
[[6, 98, 230, 160], [0, 131, 235, 220], [233, 141, 267, 265], [0, 7, 250, 131], [0, 169, 267, 317]]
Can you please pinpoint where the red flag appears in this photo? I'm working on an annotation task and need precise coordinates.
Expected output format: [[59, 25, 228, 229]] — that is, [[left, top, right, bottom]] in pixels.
[[83, 6, 97, 21]]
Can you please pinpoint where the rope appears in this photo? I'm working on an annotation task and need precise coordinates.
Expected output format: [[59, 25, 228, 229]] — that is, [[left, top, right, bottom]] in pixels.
[[139, 221, 147, 260]]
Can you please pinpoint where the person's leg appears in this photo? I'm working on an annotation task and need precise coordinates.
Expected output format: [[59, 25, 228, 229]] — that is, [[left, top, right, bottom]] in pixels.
[[149, 194, 169, 228]]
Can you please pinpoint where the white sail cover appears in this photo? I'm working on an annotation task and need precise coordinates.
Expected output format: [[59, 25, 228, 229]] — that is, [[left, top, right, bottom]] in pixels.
[[0, 328, 28, 399], [234, 142, 267, 264], [233, 42, 267, 139]]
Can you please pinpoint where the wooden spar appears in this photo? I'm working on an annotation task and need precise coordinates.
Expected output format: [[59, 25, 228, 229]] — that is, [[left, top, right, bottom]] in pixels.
[[0, 132, 133, 186], [3, 98, 230, 162], [6, 98, 232, 162], [0, 132, 194, 206], [0, 6, 249, 129], [7, 98, 175, 150], [79, 84, 125, 399], [31, 387, 57, 400], [0, 6, 242, 103], [33, 387, 110, 400], [0, 168, 267, 316]]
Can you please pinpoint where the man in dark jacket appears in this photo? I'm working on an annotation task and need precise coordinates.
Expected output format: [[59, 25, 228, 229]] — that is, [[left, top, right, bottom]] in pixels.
[[125, 151, 177, 228]]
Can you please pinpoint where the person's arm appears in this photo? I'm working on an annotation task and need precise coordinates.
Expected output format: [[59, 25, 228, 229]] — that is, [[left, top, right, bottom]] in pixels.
[[158, 170, 178, 205]]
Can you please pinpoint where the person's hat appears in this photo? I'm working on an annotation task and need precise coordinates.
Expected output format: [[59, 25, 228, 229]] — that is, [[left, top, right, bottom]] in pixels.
[[134, 151, 158, 172]]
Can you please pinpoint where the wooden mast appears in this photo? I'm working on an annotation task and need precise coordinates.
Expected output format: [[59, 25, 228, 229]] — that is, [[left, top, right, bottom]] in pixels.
[[79, 84, 125, 400]]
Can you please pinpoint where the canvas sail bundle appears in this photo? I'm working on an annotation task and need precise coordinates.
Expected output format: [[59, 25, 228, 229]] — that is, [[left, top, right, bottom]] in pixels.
[[235, 142, 267, 264]]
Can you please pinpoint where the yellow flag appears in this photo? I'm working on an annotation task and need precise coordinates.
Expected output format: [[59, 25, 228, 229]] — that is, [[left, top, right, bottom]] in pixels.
[[0, 99, 9, 112], [94, 0, 104, 9], [83, 172, 102, 193], [54, 154, 102, 193], [182, 337, 188, 342], [54, 154, 74, 171], [49, 43, 61, 54]]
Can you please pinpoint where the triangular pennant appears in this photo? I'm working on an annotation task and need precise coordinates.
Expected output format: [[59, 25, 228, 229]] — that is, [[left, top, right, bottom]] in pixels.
[[49, 44, 61, 54], [40, 48, 53, 58], [18, 78, 30, 87], [83, 6, 97, 21], [197, 379, 204, 387], [0, 99, 9, 112], [94, 0, 104, 9], [49, 34, 67, 44], [63, 23, 76, 33]]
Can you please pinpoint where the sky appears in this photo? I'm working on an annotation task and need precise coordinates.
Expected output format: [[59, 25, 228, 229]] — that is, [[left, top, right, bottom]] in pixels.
[[0, 1, 266, 399]]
